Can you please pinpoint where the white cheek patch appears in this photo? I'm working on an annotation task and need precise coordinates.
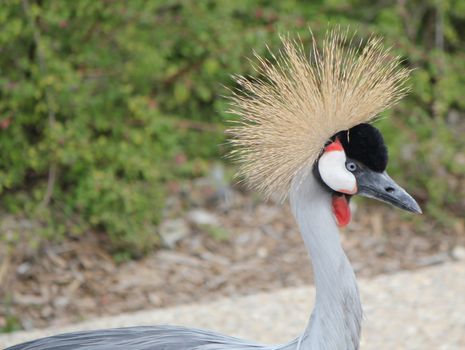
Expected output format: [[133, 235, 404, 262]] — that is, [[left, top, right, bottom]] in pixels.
[[318, 141, 357, 194]]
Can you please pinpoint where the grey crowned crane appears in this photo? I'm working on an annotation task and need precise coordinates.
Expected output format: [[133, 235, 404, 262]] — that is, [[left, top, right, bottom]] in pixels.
[[8, 29, 421, 350]]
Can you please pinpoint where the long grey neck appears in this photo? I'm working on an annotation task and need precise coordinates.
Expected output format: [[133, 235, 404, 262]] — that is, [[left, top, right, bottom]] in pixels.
[[286, 169, 362, 350]]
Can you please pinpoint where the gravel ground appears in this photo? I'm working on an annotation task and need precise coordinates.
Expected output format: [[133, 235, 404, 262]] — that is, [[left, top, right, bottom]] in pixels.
[[2, 261, 464, 350], [3, 193, 461, 330]]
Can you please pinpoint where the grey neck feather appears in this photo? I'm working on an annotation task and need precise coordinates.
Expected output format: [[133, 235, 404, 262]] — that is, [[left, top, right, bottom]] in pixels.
[[286, 168, 362, 350]]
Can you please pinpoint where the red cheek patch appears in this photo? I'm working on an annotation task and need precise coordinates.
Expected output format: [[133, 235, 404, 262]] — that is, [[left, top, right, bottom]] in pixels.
[[324, 138, 343, 152], [332, 195, 351, 227]]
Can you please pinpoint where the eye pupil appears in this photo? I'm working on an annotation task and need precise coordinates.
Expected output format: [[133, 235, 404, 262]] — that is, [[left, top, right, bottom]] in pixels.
[[347, 162, 357, 171]]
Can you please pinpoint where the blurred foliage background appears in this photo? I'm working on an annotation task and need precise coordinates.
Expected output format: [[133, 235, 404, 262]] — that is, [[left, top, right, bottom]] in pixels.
[[0, 0, 464, 255]]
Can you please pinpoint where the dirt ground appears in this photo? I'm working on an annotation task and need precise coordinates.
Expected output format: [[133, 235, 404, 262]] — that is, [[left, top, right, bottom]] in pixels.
[[1, 176, 464, 332]]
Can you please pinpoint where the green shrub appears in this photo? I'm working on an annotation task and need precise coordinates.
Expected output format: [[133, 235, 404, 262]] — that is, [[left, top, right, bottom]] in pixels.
[[0, 0, 303, 253], [0, 0, 463, 254]]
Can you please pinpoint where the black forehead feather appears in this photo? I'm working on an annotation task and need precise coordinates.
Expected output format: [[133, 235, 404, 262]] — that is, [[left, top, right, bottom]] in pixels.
[[335, 123, 388, 172]]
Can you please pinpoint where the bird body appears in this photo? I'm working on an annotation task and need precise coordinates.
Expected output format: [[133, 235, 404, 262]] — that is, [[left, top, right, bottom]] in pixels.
[[7, 29, 420, 350], [6, 172, 363, 350], [5, 326, 268, 350]]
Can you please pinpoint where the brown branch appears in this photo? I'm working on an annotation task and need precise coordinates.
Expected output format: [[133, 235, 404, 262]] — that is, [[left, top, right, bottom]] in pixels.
[[431, 4, 446, 121], [174, 119, 223, 132], [162, 58, 207, 87], [22, 0, 57, 208], [0, 248, 10, 287], [397, 0, 416, 41]]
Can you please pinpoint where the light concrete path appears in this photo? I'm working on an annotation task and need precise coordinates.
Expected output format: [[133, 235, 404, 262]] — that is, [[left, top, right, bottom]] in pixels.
[[1, 262, 464, 349]]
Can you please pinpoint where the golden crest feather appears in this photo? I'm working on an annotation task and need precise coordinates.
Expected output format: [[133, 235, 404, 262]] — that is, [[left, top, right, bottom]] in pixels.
[[228, 29, 410, 201]]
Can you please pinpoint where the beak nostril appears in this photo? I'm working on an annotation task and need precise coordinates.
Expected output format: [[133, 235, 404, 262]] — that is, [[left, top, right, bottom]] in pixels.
[[385, 186, 395, 193]]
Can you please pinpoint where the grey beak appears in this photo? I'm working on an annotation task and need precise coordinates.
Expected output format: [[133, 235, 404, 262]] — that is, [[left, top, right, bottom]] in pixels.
[[355, 168, 422, 214]]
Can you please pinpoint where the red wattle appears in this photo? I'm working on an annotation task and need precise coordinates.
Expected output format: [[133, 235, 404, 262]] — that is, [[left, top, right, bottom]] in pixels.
[[332, 195, 351, 227]]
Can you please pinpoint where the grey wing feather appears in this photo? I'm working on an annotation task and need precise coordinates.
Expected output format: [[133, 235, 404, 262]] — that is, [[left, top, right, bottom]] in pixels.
[[5, 325, 272, 350]]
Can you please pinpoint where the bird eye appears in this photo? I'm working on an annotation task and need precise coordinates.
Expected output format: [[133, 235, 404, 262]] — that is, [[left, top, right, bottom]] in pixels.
[[346, 161, 357, 172]]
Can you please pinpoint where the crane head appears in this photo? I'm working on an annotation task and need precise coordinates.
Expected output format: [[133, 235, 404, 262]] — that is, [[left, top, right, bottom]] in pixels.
[[229, 29, 415, 219], [317, 123, 421, 227]]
